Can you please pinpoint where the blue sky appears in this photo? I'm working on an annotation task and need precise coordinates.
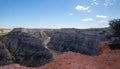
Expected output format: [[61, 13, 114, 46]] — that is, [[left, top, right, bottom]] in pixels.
[[0, 0, 120, 29]]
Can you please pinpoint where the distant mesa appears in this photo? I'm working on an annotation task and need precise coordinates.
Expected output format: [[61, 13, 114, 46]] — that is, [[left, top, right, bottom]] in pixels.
[[0, 28, 11, 33], [12, 28, 27, 32]]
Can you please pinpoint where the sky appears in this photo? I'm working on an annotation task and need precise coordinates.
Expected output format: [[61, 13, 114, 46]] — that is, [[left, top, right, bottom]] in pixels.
[[0, 0, 120, 29]]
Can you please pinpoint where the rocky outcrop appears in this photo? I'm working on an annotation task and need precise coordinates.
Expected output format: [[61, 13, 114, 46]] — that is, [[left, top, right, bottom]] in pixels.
[[0, 31, 53, 67], [0, 41, 13, 66]]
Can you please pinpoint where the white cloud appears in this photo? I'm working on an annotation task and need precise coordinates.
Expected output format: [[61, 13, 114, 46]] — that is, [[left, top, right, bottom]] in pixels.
[[91, 0, 99, 5], [82, 18, 93, 22], [96, 15, 108, 18], [75, 5, 90, 11], [104, 0, 114, 6], [87, 10, 92, 13], [69, 13, 73, 16], [100, 20, 108, 23]]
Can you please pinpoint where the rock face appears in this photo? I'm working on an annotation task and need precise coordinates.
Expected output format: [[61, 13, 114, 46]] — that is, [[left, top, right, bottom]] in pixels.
[[0, 41, 13, 66], [45, 28, 111, 55], [10, 28, 111, 56], [10, 28, 112, 56], [1, 31, 53, 67]]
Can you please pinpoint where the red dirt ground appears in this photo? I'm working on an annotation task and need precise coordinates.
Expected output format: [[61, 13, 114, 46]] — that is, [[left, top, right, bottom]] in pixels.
[[0, 41, 120, 69]]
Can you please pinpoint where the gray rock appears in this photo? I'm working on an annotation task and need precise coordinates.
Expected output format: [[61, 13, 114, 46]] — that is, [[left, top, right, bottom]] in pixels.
[[45, 28, 109, 55], [15, 28, 111, 56], [0, 41, 13, 66], [1, 31, 53, 67]]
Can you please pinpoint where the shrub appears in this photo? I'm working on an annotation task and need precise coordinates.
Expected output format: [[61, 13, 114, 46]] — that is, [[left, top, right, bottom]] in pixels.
[[99, 30, 106, 35], [109, 44, 120, 49], [109, 19, 120, 37]]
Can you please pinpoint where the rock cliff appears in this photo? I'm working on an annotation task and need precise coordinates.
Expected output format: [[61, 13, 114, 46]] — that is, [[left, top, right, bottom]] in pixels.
[[11, 28, 111, 55], [45, 28, 111, 55], [0, 41, 13, 66]]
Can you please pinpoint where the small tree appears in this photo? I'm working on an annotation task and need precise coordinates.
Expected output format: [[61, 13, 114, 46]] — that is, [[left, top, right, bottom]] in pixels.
[[109, 19, 120, 37]]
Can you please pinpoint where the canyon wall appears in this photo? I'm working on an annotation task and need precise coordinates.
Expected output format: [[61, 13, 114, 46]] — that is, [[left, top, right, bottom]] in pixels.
[[0, 30, 53, 67]]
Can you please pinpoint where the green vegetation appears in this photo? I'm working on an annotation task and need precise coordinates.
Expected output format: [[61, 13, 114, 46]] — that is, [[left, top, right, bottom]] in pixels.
[[0, 33, 8, 40], [0, 33, 8, 36], [99, 30, 106, 35], [50, 49, 62, 59], [109, 19, 120, 37]]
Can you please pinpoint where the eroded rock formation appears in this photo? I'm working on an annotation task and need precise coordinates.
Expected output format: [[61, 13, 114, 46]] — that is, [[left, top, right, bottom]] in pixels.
[[0, 28, 113, 67], [0, 31, 53, 67], [11, 28, 111, 56], [0, 41, 13, 66], [45, 28, 111, 55]]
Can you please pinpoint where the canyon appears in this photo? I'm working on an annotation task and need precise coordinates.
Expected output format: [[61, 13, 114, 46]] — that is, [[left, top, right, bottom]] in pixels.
[[0, 28, 119, 69]]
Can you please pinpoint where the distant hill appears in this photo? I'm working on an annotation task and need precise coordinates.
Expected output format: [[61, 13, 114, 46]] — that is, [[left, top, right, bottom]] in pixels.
[[0, 28, 11, 33]]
